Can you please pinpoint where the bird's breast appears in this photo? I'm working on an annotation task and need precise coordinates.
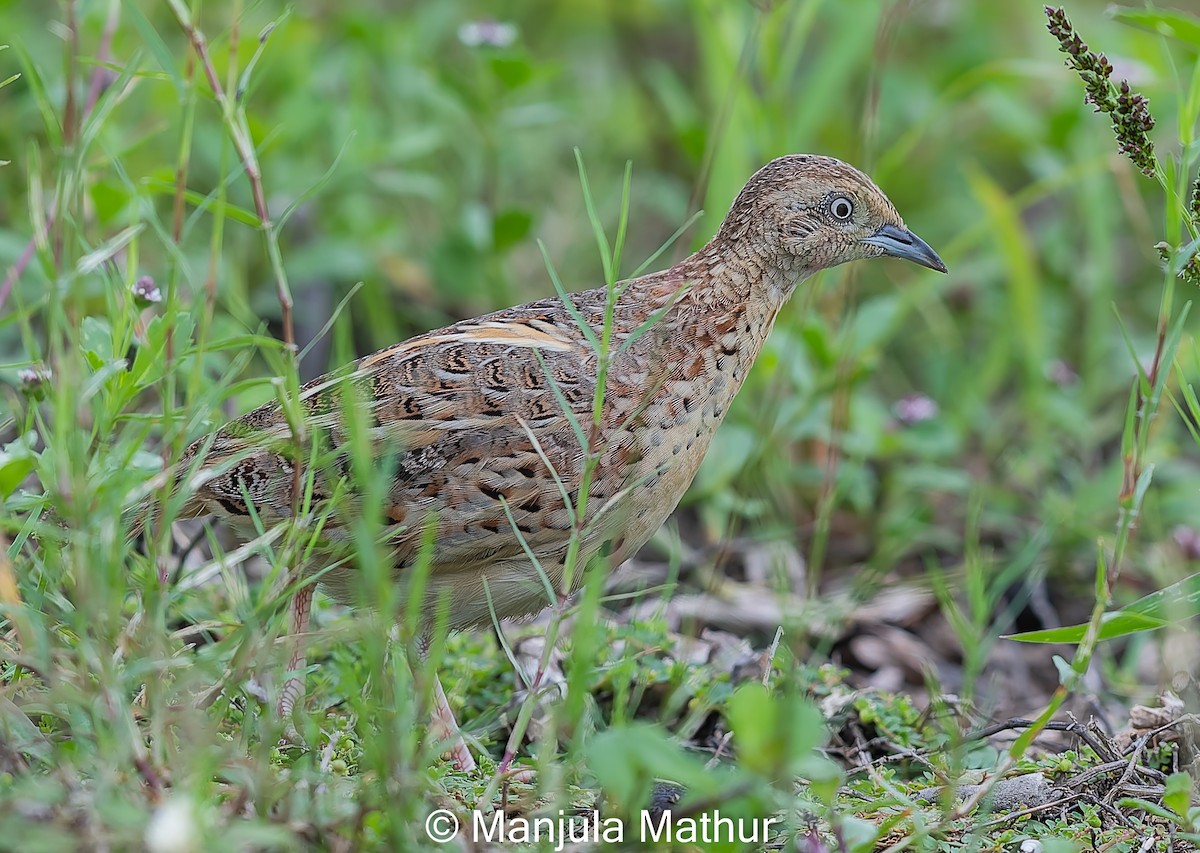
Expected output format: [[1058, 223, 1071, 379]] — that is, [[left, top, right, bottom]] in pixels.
[[595, 303, 773, 558]]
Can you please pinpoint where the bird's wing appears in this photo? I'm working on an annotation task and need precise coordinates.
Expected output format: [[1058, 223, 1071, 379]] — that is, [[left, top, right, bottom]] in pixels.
[[181, 291, 658, 573]]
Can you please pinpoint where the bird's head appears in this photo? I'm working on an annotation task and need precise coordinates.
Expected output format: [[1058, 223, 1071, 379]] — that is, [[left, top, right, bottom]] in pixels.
[[717, 154, 947, 276]]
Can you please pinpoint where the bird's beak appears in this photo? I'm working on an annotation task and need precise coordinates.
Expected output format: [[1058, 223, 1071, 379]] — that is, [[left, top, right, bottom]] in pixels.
[[862, 223, 947, 273]]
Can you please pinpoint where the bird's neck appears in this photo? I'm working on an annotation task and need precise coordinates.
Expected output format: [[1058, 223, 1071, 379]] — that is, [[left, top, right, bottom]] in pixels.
[[695, 235, 799, 302], [665, 235, 804, 345], [612, 238, 805, 409]]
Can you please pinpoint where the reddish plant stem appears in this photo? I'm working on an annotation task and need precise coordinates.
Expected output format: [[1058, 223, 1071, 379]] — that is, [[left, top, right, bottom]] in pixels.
[[63, 0, 78, 147], [170, 56, 195, 247], [84, 0, 120, 117], [53, 0, 80, 273], [1113, 312, 1167, 591], [170, 6, 300, 515], [170, 10, 294, 350], [182, 30, 265, 220]]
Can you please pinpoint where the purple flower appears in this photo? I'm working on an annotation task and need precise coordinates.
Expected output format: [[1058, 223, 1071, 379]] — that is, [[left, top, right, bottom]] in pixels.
[[132, 276, 162, 306], [892, 393, 938, 425], [1045, 359, 1078, 386], [458, 20, 517, 48], [1173, 526, 1200, 560]]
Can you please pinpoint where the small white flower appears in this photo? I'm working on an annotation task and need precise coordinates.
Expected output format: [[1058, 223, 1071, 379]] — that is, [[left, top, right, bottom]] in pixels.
[[145, 797, 199, 853], [458, 20, 517, 48], [17, 367, 50, 385], [17, 366, 51, 399]]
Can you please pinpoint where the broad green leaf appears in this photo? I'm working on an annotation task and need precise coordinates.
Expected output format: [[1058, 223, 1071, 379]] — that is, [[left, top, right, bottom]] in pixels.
[[0, 434, 38, 498], [129, 315, 187, 390], [129, 450, 165, 475], [1007, 570, 1200, 643], [1111, 7, 1200, 49], [587, 723, 719, 809], [840, 816, 880, 850], [727, 682, 778, 774], [845, 295, 902, 357], [89, 180, 134, 225], [1052, 654, 1080, 688], [1164, 772, 1195, 818], [692, 424, 757, 499], [81, 316, 115, 366], [488, 54, 534, 90], [492, 208, 533, 252], [727, 682, 826, 776], [1116, 797, 1178, 821], [0, 696, 51, 765], [1039, 839, 1083, 853], [799, 319, 836, 368]]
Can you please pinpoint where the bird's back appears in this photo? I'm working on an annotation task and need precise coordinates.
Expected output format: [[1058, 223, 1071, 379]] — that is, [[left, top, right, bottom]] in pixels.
[[177, 265, 755, 624], [155, 153, 946, 627]]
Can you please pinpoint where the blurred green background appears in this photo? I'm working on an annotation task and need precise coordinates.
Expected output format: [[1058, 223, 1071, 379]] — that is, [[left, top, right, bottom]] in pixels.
[[2, 0, 1198, 685], [7, 1, 1200, 848]]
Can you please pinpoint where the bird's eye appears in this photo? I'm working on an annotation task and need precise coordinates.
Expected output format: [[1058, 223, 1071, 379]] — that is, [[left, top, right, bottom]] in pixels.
[[829, 196, 855, 221]]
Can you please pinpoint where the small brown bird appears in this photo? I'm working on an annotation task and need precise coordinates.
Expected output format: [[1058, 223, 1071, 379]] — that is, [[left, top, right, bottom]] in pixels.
[[169, 154, 945, 772]]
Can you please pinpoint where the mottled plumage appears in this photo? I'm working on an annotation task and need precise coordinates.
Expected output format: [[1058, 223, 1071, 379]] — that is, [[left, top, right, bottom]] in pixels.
[[169, 154, 946, 771]]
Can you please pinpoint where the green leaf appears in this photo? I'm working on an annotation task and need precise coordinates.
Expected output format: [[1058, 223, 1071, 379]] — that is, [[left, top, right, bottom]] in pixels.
[[845, 295, 902, 357], [965, 164, 1044, 388], [129, 450, 165, 475], [574, 149, 614, 284], [0, 696, 51, 766], [1007, 570, 1200, 643], [587, 723, 718, 809], [10, 45, 61, 147], [491, 208, 533, 252], [81, 316, 115, 366], [1039, 839, 1083, 853], [129, 315, 169, 389], [727, 683, 826, 776], [488, 54, 534, 90], [840, 816, 880, 851], [587, 731, 638, 804], [142, 180, 261, 227], [1052, 655, 1080, 688], [799, 320, 836, 368], [727, 682, 778, 774], [122, 0, 183, 93], [1116, 797, 1179, 821], [1110, 7, 1200, 50], [0, 433, 38, 498], [0, 46, 17, 96], [1164, 772, 1195, 819], [692, 424, 757, 498], [89, 180, 133, 225]]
